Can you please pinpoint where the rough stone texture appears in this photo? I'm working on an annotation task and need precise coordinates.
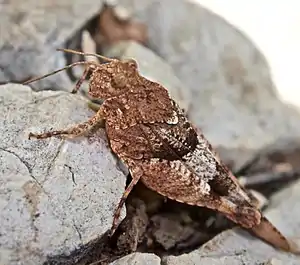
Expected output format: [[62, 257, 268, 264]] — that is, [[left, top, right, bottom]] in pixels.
[[0, 0, 104, 90], [215, 146, 257, 173], [0, 84, 126, 265], [163, 179, 300, 265], [117, 0, 300, 152], [242, 137, 300, 174], [104, 41, 191, 112], [264, 258, 285, 265], [109, 253, 161, 265]]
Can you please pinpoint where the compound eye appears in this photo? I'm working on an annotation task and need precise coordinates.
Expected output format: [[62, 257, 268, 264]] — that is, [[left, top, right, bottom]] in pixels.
[[124, 59, 138, 69], [112, 73, 127, 88]]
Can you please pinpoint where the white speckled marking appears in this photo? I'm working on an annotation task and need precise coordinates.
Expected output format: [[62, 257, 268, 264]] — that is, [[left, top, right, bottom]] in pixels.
[[166, 111, 179, 125]]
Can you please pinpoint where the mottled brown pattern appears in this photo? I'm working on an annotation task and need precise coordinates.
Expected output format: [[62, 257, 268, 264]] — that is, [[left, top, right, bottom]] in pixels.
[[27, 50, 299, 254]]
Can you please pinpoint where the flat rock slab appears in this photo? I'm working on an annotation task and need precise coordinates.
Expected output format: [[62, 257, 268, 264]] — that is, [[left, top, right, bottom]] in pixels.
[[110, 253, 161, 265], [0, 84, 126, 265], [0, 0, 104, 90], [163, 179, 300, 265]]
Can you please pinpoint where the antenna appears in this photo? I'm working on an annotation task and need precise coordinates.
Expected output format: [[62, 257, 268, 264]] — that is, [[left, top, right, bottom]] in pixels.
[[23, 61, 90, 85], [56, 48, 116, 62]]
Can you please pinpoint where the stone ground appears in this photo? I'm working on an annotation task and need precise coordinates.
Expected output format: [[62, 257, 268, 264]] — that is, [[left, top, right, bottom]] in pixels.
[[0, 84, 127, 265]]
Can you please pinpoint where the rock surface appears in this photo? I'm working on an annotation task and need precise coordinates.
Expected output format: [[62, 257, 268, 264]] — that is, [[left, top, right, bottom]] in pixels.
[[0, 0, 104, 90], [163, 179, 300, 265], [0, 84, 126, 265], [109, 253, 161, 265], [117, 0, 300, 153]]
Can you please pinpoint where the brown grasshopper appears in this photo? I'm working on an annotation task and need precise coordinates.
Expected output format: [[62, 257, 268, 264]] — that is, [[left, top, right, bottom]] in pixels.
[[24, 49, 299, 254]]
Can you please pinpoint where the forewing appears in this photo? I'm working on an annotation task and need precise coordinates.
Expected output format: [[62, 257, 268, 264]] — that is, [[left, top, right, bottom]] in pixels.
[[140, 102, 252, 205], [134, 158, 260, 228]]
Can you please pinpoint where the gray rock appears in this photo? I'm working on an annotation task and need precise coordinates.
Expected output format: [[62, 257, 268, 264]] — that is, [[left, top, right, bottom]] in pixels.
[[264, 258, 285, 265], [150, 214, 198, 251], [241, 137, 300, 174], [0, 1, 104, 90], [0, 84, 126, 265], [163, 179, 300, 265], [0, 69, 7, 82], [214, 146, 257, 173], [110, 253, 161, 265], [104, 41, 192, 112], [117, 0, 300, 153]]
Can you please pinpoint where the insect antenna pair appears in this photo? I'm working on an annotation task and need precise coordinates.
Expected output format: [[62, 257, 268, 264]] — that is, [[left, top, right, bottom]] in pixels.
[[23, 48, 115, 93]]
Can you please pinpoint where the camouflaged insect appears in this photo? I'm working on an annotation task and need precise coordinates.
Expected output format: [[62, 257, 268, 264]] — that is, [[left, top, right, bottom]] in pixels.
[[25, 49, 300, 254]]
